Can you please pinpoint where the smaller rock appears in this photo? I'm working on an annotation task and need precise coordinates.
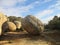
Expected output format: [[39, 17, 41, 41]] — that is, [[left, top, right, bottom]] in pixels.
[[2, 21, 16, 32], [14, 21, 21, 29]]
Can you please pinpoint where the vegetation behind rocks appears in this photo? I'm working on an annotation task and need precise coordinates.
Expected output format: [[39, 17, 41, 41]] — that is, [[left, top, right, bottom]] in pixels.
[[44, 16, 60, 31]]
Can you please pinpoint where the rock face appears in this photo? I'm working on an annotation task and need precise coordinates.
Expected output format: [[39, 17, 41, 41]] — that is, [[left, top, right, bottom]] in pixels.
[[14, 21, 21, 29], [0, 13, 7, 35], [21, 15, 44, 34], [2, 21, 16, 32]]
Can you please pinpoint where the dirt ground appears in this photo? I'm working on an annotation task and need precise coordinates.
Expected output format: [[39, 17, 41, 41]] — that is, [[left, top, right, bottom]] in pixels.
[[0, 32, 60, 45], [0, 31, 59, 45], [44, 31, 60, 45]]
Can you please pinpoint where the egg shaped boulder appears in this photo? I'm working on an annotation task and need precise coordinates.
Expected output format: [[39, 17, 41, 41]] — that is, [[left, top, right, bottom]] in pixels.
[[14, 21, 21, 29], [21, 15, 44, 34], [0, 13, 7, 35], [6, 22, 16, 31]]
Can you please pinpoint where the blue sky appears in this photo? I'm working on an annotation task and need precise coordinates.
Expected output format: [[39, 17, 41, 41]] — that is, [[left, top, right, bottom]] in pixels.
[[0, 0, 60, 24]]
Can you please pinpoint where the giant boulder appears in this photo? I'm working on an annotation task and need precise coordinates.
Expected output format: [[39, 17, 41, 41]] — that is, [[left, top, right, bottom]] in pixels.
[[21, 15, 44, 34]]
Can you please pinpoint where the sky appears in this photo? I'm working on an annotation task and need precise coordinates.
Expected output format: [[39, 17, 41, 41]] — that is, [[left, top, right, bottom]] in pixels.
[[0, 0, 60, 24]]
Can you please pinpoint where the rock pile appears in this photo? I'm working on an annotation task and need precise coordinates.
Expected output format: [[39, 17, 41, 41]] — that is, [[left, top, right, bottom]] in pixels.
[[0, 13, 44, 35]]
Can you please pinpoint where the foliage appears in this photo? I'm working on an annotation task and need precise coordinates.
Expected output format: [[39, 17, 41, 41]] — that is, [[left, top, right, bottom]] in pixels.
[[46, 16, 60, 30], [8, 16, 22, 22]]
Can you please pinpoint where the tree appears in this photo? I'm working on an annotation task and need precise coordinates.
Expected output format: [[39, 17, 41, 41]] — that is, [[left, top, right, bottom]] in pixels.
[[47, 16, 60, 30]]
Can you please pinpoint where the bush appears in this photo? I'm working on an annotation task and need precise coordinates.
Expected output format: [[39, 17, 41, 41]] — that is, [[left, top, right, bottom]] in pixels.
[[47, 16, 60, 30]]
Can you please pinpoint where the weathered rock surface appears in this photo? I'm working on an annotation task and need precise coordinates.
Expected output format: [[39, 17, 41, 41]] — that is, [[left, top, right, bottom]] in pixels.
[[2, 21, 16, 32], [21, 15, 44, 34], [0, 13, 7, 35], [14, 21, 21, 29]]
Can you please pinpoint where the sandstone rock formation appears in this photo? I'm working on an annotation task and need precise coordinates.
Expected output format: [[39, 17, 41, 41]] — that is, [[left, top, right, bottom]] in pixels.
[[14, 21, 21, 29], [0, 13, 7, 35], [21, 15, 44, 34], [2, 21, 16, 32]]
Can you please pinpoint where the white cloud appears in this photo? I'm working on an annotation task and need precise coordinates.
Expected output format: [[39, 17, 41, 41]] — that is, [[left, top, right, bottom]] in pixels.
[[0, 7, 23, 17], [0, 0, 16, 7], [43, 13, 60, 24], [48, 0, 60, 10], [0, 0, 57, 24], [17, 0, 26, 2], [0, 0, 40, 17], [0, 0, 33, 17], [0, 0, 52, 16], [43, 0, 52, 3], [42, 16, 54, 24], [41, 13, 60, 24], [35, 9, 54, 24], [57, 14, 60, 17], [0, 0, 26, 7], [40, 0, 52, 4], [35, 10, 53, 18]]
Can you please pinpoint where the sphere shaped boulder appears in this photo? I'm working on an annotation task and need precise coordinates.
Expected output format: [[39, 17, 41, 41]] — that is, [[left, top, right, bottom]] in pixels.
[[21, 15, 44, 34], [7, 22, 16, 31], [3, 22, 17, 31]]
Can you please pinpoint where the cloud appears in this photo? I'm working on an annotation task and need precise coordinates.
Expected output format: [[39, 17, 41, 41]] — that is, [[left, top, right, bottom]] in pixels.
[[43, 13, 60, 24], [0, 7, 22, 17], [43, 0, 52, 3], [35, 9, 54, 23], [57, 14, 60, 17], [0, 0, 16, 7], [0, 0, 26, 7], [35, 10, 53, 18], [42, 16, 54, 24], [0, 0, 52, 16], [0, 0, 59, 24], [34, 0, 60, 24], [0, 0, 41, 17], [48, 0, 60, 10]]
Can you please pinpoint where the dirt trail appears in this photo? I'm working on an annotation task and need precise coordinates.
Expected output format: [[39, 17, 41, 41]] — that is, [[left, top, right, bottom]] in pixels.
[[0, 32, 56, 45]]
